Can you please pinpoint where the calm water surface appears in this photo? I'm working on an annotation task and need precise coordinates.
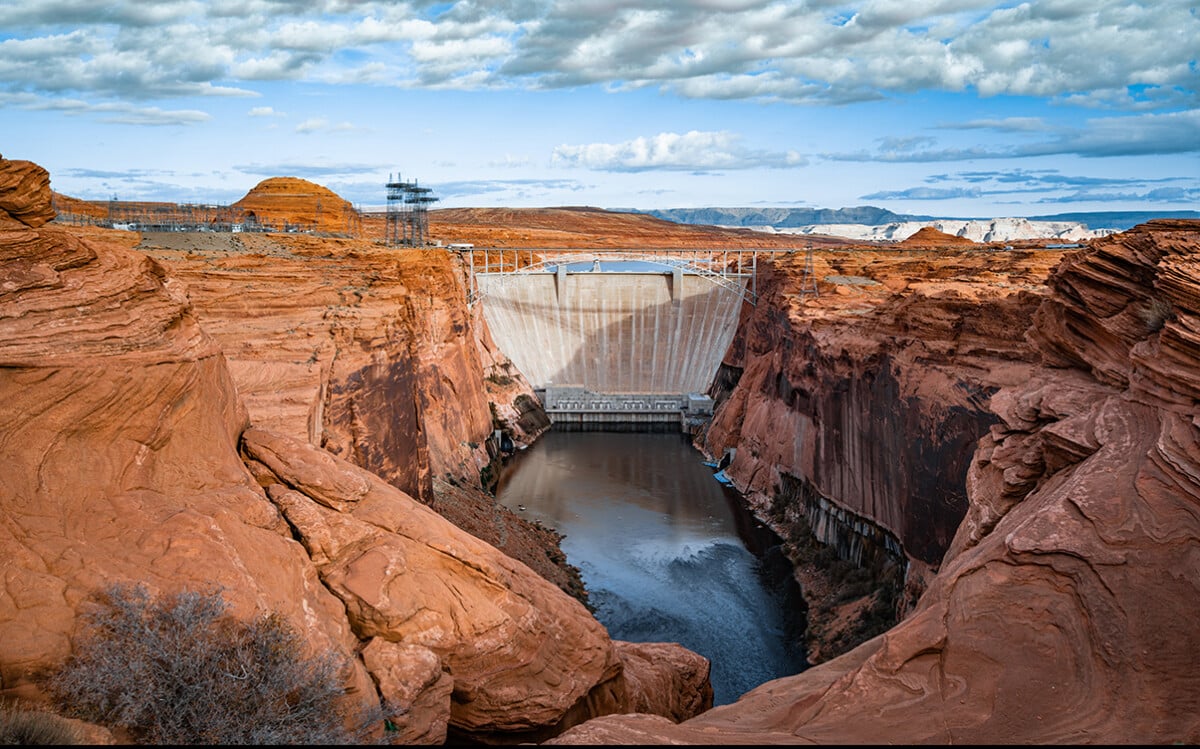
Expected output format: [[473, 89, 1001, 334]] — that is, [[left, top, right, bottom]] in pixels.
[[494, 430, 807, 706]]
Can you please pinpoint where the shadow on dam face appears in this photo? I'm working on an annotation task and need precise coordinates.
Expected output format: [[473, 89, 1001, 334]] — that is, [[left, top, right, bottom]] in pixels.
[[476, 270, 749, 400]]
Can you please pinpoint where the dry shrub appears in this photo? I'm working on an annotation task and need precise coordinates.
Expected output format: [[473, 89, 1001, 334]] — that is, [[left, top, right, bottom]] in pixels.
[[45, 583, 381, 745], [0, 702, 85, 745]]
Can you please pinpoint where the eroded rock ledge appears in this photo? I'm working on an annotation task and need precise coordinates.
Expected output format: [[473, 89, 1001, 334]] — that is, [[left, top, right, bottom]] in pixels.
[[0, 157, 712, 744], [551, 224, 1200, 743]]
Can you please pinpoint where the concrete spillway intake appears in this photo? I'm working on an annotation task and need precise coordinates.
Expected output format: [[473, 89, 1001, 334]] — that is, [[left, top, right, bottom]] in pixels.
[[474, 259, 748, 429]]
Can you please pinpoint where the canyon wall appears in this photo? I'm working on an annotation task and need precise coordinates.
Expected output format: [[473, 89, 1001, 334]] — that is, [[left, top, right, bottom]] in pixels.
[[705, 247, 1058, 609], [135, 231, 501, 502], [551, 221, 1200, 743], [0, 158, 713, 743]]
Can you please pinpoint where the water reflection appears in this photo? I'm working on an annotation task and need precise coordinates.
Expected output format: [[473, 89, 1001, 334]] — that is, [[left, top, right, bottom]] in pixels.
[[495, 431, 807, 706]]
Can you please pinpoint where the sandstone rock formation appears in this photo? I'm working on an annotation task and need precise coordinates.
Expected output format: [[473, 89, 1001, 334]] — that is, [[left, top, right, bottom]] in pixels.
[[896, 225, 978, 247], [423, 206, 859, 250], [550, 221, 1200, 743], [705, 244, 1063, 640], [0, 155, 56, 229], [232, 176, 361, 235], [131, 230, 581, 598], [0, 158, 379, 729], [239, 428, 623, 743], [0, 157, 714, 744], [134, 232, 501, 502]]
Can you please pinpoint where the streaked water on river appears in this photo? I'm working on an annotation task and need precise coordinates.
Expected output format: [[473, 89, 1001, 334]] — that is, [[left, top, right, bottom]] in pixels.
[[494, 430, 807, 706]]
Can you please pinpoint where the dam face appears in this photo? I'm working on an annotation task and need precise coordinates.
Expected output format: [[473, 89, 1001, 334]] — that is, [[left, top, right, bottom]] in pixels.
[[476, 267, 747, 427]]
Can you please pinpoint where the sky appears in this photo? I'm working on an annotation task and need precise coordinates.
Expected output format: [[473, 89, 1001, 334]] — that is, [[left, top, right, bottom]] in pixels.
[[1, 0, 1197, 218]]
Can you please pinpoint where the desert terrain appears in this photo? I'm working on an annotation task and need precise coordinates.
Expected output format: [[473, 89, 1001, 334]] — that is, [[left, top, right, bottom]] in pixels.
[[5, 160, 1199, 745]]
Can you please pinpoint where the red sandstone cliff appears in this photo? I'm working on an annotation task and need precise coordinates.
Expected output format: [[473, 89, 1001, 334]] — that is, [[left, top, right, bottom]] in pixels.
[[550, 223, 1200, 743], [9, 155, 1200, 744], [129, 230, 578, 598], [232, 176, 361, 235], [0, 157, 712, 743]]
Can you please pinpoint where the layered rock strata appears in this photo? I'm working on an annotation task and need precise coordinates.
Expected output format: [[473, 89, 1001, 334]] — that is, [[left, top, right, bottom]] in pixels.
[[0, 158, 380, 729], [705, 244, 1062, 659], [0, 157, 713, 743], [133, 230, 577, 597], [551, 222, 1200, 743]]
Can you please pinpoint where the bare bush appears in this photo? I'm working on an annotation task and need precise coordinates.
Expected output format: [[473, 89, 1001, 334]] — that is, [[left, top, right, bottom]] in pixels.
[[0, 702, 85, 745], [45, 583, 381, 745]]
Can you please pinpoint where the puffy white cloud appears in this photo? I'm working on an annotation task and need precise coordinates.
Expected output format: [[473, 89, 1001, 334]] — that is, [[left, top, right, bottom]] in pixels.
[[0, 0, 1195, 189], [294, 117, 359, 133], [552, 130, 805, 171], [0, 0, 1193, 110]]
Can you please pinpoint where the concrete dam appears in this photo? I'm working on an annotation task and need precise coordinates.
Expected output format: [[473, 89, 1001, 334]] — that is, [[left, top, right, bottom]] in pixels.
[[470, 252, 761, 428]]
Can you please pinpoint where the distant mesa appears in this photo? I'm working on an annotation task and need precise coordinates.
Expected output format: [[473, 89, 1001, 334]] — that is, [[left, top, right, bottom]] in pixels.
[[232, 177, 358, 235], [896, 226, 977, 247]]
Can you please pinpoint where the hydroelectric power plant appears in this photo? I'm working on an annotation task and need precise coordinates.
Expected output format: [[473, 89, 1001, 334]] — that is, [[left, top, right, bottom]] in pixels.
[[459, 246, 816, 703], [464, 248, 804, 430]]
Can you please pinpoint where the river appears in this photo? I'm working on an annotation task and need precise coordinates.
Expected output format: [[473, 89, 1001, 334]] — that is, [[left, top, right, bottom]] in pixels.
[[493, 430, 808, 706]]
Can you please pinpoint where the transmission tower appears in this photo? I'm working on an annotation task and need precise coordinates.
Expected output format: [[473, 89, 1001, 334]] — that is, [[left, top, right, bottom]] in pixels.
[[799, 244, 819, 297], [385, 173, 439, 247]]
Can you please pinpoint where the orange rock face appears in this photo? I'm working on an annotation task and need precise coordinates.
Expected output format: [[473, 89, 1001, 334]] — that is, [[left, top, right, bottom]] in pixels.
[[131, 230, 579, 599], [896, 225, 978, 247], [553, 222, 1200, 744], [0, 157, 56, 229], [134, 232, 497, 502], [0, 158, 714, 742], [0, 162, 377, 726], [232, 176, 362, 235]]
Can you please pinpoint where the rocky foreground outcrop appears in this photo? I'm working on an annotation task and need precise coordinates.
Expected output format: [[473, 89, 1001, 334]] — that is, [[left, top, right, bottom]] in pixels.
[[549, 223, 1200, 743], [0, 157, 712, 743], [132, 227, 576, 598]]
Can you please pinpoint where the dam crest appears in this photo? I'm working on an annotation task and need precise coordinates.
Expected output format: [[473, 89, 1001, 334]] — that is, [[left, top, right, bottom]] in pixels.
[[464, 249, 788, 429]]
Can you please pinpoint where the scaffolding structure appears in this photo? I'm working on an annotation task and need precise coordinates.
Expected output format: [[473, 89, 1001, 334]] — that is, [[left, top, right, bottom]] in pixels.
[[385, 173, 439, 247]]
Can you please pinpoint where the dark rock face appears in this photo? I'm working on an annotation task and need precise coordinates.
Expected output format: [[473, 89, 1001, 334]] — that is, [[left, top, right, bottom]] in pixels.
[[551, 222, 1200, 744]]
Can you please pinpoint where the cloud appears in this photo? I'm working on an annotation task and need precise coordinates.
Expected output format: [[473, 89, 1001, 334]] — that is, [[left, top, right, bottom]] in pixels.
[[0, 92, 212, 124], [247, 105, 285, 117], [233, 162, 380, 178], [1034, 187, 1200, 204], [860, 185, 983, 200], [552, 130, 805, 171], [434, 178, 587, 199], [827, 108, 1200, 162], [1022, 108, 1200, 158], [861, 168, 1200, 204], [294, 117, 359, 133], [0, 0, 1194, 112], [939, 117, 1051, 132]]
